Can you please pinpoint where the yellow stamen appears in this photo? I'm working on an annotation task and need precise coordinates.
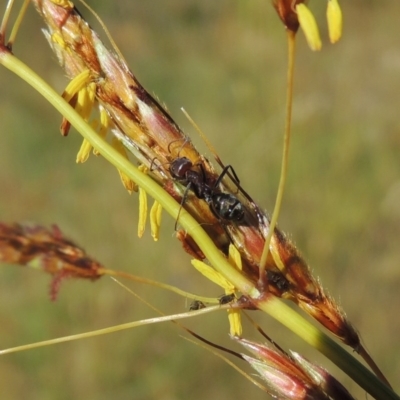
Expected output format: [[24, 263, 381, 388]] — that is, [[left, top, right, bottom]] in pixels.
[[60, 70, 92, 136], [150, 200, 163, 241], [269, 236, 286, 273], [92, 108, 111, 156], [191, 260, 235, 292], [138, 188, 147, 238], [50, 32, 68, 51], [228, 310, 242, 337], [327, 0, 343, 44], [50, 0, 74, 9], [227, 244, 243, 336], [75, 84, 95, 122], [191, 258, 242, 334], [76, 139, 92, 163], [296, 4, 322, 51], [137, 165, 148, 238], [111, 137, 138, 193], [98, 107, 110, 138], [228, 244, 242, 271], [61, 69, 92, 103]]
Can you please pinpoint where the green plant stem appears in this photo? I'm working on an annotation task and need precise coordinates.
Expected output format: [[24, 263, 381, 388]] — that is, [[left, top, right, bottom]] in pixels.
[[259, 30, 296, 280], [1, 48, 398, 400]]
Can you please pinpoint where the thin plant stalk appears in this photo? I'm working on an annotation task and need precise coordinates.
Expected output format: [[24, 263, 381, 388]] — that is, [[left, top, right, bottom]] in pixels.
[[259, 29, 296, 284]]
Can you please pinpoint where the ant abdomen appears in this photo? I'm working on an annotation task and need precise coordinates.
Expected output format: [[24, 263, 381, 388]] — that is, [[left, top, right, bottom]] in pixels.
[[211, 193, 244, 222]]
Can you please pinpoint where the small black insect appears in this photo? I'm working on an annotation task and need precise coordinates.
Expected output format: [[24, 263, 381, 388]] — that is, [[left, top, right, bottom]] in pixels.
[[266, 270, 290, 292], [169, 157, 244, 222], [218, 293, 236, 305], [189, 300, 207, 311]]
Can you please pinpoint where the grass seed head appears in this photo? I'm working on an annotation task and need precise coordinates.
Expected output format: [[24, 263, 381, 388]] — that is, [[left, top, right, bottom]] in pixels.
[[272, 0, 304, 32], [235, 337, 331, 400]]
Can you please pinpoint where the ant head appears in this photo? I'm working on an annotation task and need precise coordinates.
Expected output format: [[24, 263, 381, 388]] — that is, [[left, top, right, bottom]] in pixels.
[[169, 157, 193, 180]]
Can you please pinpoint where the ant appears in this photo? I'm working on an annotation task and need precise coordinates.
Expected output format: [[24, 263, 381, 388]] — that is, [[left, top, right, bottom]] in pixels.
[[189, 300, 206, 311], [169, 157, 245, 222], [218, 293, 236, 305]]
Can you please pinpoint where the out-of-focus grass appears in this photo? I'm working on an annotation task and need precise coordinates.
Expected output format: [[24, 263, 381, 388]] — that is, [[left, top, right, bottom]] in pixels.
[[1, 1, 399, 399]]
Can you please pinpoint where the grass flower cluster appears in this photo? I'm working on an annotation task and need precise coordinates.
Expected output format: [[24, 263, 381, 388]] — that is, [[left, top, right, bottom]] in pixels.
[[0, 1, 399, 399]]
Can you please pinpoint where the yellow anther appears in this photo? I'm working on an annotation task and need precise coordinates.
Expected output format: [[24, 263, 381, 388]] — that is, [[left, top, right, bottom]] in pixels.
[[60, 70, 93, 136], [118, 172, 138, 193], [50, 32, 67, 50], [191, 258, 242, 335], [75, 85, 95, 122], [138, 188, 147, 238], [61, 70, 92, 103], [111, 137, 137, 192], [327, 0, 343, 44], [50, 0, 74, 9], [76, 139, 92, 163], [91, 108, 111, 156], [269, 236, 286, 273], [137, 165, 149, 238], [98, 107, 110, 138], [296, 4, 322, 51], [191, 260, 235, 292], [228, 310, 242, 337], [86, 82, 96, 104], [150, 201, 163, 241], [227, 244, 243, 336], [228, 244, 242, 271]]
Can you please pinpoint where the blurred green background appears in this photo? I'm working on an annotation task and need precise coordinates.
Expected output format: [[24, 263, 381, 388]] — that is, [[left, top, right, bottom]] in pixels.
[[1, 0, 400, 399]]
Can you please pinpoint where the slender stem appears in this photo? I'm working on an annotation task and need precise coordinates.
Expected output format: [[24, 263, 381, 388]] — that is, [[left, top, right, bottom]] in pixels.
[[0, 0, 16, 42], [259, 30, 296, 282], [0, 306, 222, 355], [101, 269, 219, 304], [7, 0, 31, 48]]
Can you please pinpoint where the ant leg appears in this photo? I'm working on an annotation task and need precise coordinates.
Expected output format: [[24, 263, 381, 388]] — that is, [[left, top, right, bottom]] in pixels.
[[174, 182, 193, 230], [214, 165, 241, 189], [197, 162, 207, 183], [215, 164, 260, 213]]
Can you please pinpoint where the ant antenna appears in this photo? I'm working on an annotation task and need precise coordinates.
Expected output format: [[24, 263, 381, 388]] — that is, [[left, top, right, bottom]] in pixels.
[[181, 108, 225, 169], [181, 108, 238, 188], [167, 137, 190, 157]]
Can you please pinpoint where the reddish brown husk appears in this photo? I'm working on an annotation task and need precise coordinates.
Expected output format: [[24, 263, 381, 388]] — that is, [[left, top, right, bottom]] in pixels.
[[235, 337, 334, 400], [272, 0, 304, 32], [0, 223, 103, 299], [30, 0, 360, 349], [176, 230, 205, 260]]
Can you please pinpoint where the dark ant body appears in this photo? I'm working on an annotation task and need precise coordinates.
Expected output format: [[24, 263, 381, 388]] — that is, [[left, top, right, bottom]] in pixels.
[[169, 157, 244, 222], [189, 300, 206, 311], [218, 293, 236, 305]]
